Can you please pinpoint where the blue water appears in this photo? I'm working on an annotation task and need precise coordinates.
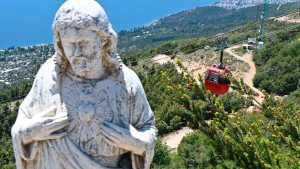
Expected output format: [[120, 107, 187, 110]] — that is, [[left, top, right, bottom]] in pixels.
[[0, 0, 217, 49]]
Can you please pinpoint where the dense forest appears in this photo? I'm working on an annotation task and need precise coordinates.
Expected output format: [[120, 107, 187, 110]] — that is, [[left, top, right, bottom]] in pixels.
[[1, 3, 300, 169], [137, 63, 300, 169], [0, 102, 19, 169], [1, 62, 299, 169]]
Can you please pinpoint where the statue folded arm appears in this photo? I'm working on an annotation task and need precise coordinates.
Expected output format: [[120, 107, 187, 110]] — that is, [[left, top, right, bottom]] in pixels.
[[130, 79, 156, 169], [11, 64, 48, 166], [100, 68, 156, 169], [11, 109, 39, 165], [11, 59, 70, 169]]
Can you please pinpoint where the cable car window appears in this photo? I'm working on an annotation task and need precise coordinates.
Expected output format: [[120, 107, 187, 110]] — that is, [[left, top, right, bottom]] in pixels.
[[206, 73, 219, 84], [219, 76, 230, 85]]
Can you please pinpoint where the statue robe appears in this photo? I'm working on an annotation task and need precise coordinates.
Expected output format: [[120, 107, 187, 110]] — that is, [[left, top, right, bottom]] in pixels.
[[11, 57, 156, 169]]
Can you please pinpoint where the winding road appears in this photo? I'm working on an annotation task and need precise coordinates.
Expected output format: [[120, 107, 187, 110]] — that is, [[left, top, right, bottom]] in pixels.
[[225, 45, 265, 104]]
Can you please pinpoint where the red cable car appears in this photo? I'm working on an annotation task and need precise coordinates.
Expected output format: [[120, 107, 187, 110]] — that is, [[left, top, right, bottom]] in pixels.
[[205, 41, 231, 95], [205, 64, 230, 95]]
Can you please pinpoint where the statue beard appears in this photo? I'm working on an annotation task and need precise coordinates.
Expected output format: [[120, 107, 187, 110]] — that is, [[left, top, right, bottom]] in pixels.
[[69, 55, 106, 80]]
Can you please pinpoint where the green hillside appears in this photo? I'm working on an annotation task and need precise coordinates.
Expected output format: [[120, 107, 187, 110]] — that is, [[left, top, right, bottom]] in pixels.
[[118, 2, 300, 54], [254, 28, 300, 99], [123, 18, 292, 68]]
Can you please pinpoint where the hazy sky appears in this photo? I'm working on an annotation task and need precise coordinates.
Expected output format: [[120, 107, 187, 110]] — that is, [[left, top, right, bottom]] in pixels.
[[0, 0, 217, 48]]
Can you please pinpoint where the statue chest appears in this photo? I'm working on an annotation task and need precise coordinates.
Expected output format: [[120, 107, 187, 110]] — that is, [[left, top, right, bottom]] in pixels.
[[61, 77, 132, 126], [60, 77, 131, 161]]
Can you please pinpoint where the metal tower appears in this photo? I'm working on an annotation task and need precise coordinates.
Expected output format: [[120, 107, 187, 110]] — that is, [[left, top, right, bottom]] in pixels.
[[258, 0, 270, 49]]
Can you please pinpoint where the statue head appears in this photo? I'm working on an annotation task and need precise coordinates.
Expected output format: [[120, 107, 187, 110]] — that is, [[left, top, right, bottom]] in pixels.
[[53, 0, 121, 80]]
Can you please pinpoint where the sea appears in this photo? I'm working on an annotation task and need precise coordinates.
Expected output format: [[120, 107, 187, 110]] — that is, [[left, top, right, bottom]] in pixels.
[[0, 0, 217, 49]]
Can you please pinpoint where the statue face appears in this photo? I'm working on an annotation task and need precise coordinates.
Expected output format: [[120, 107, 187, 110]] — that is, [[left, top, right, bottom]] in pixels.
[[60, 27, 105, 79]]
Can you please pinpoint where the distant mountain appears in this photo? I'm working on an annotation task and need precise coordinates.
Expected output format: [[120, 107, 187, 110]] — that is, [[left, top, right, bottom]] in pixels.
[[213, 0, 298, 9], [118, 2, 300, 54]]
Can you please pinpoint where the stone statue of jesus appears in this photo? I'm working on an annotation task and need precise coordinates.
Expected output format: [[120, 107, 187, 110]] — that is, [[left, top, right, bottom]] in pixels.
[[11, 0, 156, 169]]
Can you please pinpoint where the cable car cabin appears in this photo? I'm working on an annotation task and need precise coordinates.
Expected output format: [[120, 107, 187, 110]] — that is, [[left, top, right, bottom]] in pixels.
[[205, 65, 230, 95]]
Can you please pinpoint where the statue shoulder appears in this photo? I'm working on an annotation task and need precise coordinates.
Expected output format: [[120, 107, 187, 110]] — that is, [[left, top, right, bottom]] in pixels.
[[35, 57, 59, 81], [18, 56, 60, 118], [120, 64, 143, 90]]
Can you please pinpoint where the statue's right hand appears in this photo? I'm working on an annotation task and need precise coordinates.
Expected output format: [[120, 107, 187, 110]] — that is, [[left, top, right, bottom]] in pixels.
[[22, 108, 69, 144]]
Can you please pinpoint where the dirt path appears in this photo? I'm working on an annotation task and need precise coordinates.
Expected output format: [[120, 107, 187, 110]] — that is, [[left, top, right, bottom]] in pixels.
[[225, 45, 265, 104], [151, 54, 172, 65], [274, 12, 300, 24], [161, 127, 194, 152]]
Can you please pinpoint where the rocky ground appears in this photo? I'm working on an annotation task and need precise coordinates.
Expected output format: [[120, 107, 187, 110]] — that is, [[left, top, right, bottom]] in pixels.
[[274, 12, 300, 23]]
